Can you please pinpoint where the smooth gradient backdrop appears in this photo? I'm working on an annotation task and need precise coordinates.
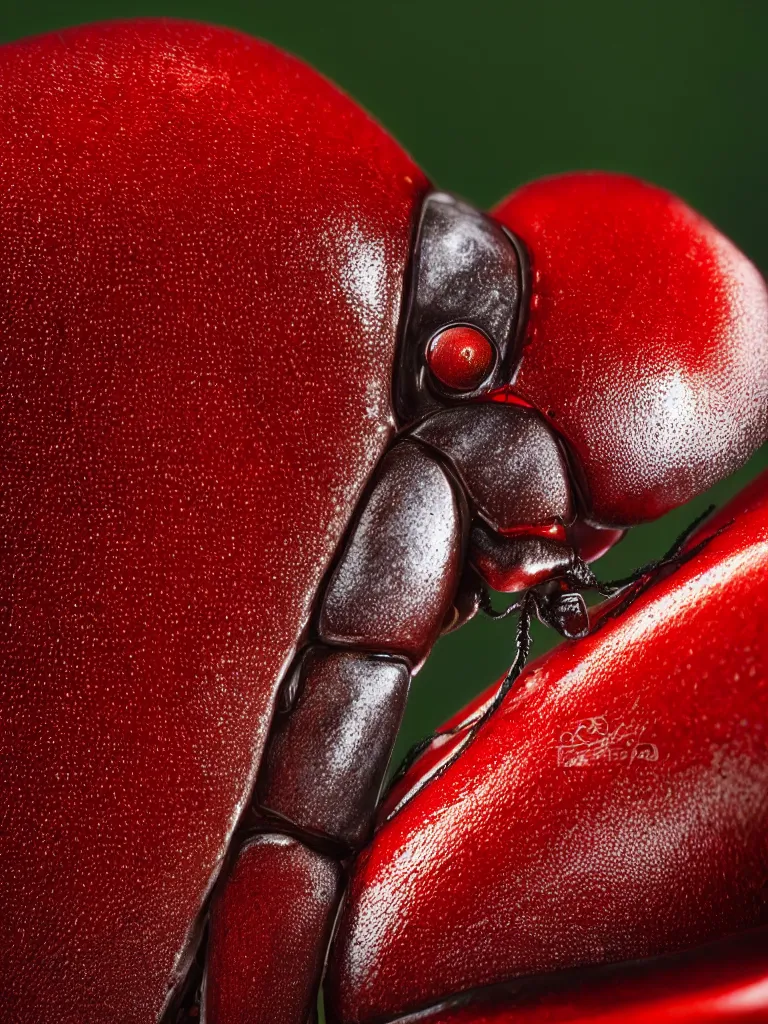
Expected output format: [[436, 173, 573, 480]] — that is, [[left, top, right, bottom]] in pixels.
[[2, 1, 767, 765]]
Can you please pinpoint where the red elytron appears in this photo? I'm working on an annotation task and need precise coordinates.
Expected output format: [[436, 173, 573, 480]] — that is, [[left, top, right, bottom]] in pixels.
[[0, 19, 766, 1024]]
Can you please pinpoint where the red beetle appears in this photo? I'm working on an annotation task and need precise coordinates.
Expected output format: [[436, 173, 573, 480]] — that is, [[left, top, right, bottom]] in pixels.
[[0, 19, 766, 1024], [328, 467, 768, 1023]]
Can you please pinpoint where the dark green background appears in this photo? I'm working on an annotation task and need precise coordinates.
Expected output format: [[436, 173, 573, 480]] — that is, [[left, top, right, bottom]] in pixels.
[[2, 1, 767, 763]]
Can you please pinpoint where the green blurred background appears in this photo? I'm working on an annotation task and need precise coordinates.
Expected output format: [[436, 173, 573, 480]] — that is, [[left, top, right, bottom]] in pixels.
[[2, 1, 767, 764]]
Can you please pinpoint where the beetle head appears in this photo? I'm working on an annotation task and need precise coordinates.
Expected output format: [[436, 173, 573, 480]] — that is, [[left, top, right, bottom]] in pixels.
[[396, 175, 768, 574], [395, 189, 625, 570], [394, 192, 528, 421]]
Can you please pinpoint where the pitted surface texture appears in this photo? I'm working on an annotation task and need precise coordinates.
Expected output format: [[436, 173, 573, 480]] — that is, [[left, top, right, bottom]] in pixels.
[[0, 20, 425, 1022], [327, 472, 768, 1023], [494, 173, 768, 526]]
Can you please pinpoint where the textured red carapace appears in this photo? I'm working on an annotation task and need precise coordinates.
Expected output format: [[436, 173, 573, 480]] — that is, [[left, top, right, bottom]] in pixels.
[[495, 174, 768, 527], [0, 20, 425, 1022], [1, 18, 767, 1024], [326, 469, 768, 1023]]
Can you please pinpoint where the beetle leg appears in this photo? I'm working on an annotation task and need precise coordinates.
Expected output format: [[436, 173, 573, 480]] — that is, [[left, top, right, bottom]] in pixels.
[[590, 527, 725, 633], [483, 592, 535, 710], [587, 509, 728, 634], [387, 591, 535, 811], [201, 439, 466, 1023], [593, 504, 717, 596]]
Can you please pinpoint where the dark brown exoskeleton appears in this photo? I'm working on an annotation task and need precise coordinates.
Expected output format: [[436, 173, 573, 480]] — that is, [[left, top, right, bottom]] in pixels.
[[186, 194, 613, 1024]]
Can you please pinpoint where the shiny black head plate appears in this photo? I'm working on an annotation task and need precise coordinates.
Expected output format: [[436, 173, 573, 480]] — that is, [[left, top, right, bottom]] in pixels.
[[394, 192, 529, 425]]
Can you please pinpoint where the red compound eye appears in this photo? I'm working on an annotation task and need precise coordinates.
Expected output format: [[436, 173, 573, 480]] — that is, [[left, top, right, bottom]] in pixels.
[[426, 325, 495, 392]]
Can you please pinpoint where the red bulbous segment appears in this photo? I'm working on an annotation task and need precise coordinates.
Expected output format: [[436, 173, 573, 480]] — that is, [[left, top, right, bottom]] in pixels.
[[325, 470, 768, 1024], [205, 835, 342, 1024], [493, 173, 768, 527], [0, 20, 426, 1022], [394, 930, 768, 1024], [427, 325, 496, 392]]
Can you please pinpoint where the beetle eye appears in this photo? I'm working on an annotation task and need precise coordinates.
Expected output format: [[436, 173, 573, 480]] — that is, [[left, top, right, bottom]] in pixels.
[[426, 325, 496, 393]]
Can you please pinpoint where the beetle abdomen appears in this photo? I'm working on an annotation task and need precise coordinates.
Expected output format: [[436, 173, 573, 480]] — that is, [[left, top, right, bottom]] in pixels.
[[0, 20, 426, 1022]]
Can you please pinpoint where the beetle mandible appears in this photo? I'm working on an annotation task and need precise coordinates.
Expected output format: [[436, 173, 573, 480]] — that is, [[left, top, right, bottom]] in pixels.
[[0, 20, 766, 1024]]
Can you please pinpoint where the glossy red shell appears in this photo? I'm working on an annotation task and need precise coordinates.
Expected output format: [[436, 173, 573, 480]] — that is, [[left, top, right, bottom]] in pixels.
[[493, 173, 768, 527], [326, 470, 768, 1023], [395, 930, 768, 1023], [0, 21, 426, 1021]]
